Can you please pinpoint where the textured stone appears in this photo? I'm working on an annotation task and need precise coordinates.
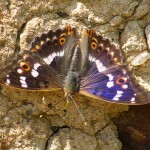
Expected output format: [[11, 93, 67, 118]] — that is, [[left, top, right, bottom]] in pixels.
[[0, 24, 17, 65], [0, 87, 126, 149], [138, 13, 150, 28], [0, 92, 51, 150], [121, 21, 147, 54], [121, 1, 138, 17], [109, 16, 124, 27], [96, 124, 122, 150], [133, 3, 150, 19], [131, 50, 150, 66], [47, 128, 97, 150], [145, 24, 150, 49]]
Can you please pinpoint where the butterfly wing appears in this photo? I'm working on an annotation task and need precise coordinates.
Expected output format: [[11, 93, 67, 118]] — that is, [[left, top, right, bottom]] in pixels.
[[0, 26, 76, 90], [79, 29, 149, 104], [30, 25, 76, 76], [0, 50, 62, 90]]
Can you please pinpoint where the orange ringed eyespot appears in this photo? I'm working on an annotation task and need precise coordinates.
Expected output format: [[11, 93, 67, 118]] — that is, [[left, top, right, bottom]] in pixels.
[[20, 62, 31, 71], [116, 77, 127, 85], [91, 42, 97, 49], [59, 37, 66, 45]]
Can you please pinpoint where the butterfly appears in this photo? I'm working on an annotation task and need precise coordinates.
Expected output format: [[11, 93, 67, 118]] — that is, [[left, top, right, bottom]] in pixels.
[[0, 25, 149, 104]]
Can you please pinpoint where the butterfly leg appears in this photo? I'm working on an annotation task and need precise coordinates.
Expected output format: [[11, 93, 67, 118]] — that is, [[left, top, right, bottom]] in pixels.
[[63, 96, 70, 115]]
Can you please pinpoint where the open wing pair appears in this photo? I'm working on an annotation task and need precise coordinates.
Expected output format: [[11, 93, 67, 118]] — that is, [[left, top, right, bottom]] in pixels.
[[0, 25, 149, 104]]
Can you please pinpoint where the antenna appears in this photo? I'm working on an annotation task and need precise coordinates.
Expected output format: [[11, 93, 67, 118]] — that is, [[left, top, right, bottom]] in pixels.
[[69, 95, 87, 125]]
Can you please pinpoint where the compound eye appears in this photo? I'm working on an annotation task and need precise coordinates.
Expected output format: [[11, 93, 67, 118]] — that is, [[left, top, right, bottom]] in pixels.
[[20, 62, 31, 71], [116, 77, 127, 85]]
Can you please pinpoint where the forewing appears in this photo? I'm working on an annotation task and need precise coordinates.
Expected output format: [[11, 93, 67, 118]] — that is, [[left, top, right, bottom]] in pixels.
[[0, 25, 76, 90], [30, 25, 76, 76]]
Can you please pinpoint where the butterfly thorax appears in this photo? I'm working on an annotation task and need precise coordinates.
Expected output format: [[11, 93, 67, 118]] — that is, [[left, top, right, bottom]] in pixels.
[[63, 71, 80, 94]]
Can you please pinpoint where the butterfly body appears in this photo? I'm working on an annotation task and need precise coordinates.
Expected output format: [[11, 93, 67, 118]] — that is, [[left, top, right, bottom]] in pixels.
[[63, 46, 81, 95], [0, 25, 149, 104]]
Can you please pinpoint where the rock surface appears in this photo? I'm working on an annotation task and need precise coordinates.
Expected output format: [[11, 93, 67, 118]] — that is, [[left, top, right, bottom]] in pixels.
[[0, 0, 150, 150]]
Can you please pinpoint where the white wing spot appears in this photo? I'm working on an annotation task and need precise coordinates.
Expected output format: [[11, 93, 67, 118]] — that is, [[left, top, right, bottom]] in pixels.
[[43, 51, 64, 65], [43, 57, 51, 65], [113, 91, 123, 101], [131, 98, 136, 103], [31, 69, 39, 77], [33, 63, 41, 70], [113, 97, 119, 101], [20, 76, 27, 88], [107, 74, 114, 81], [89, 55, 107, 72], [131, 97, 135, 101], [89, 55, 92, 61], [107, 81, 114, 88], [32, 63, 40, 77], [122, 84, 128, 89], [99, 43, 104, 47], [17, 69, 23, 74], [122, 70, 127, 75], [59, 51, 64, 57], [6, 78, 10, 85]]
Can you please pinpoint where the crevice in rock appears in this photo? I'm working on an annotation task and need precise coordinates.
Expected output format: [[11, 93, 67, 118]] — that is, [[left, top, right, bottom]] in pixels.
[[51, 125, 70, 136], [2, 21, 28, 64], [143, 25, 149, 51], [5, 0, 11, 13], [14, 22, 27, 54], [118, 29, 125, 60], [56, 11, 69, 18], [95, 123, 110, 139], [44, 126, 70, 150], [131, 2, 139, 18]]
